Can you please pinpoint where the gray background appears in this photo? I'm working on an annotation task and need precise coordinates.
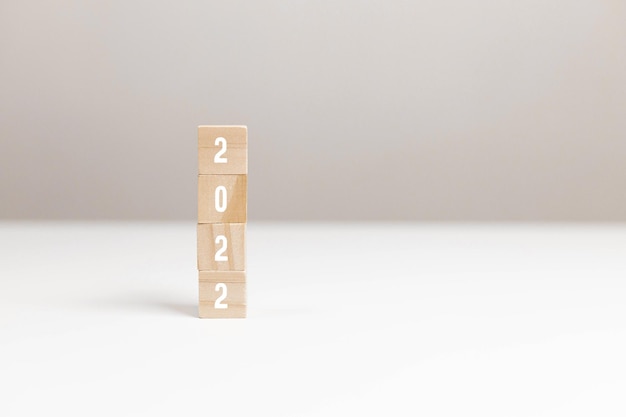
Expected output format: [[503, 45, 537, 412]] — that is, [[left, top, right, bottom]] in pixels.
[[1, 0, 625, 221]]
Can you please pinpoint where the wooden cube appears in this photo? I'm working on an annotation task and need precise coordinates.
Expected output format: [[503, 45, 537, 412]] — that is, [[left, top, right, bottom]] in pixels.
[[197, 223, 246, 271], [199, 271, 246, 318], [198, 175, 247, 223], [198, 125, 247, 175]]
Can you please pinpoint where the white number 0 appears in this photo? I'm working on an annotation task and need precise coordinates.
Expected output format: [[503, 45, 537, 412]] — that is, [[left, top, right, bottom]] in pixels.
[[215, 186, 227, 212], [214, 137, 227, 163], [215, 235, 228, 261], [215, 283, 228, 309]]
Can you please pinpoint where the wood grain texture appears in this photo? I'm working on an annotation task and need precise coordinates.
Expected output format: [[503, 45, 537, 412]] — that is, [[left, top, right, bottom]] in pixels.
[[198, 304, 246, 319], [198, 175, 247, 224], [197, 223, 246, 271], [199, 271, 246, 319], [198, 125, 247, 175]]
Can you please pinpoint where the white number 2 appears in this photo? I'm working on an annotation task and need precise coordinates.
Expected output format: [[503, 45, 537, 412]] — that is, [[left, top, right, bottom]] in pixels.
[[214, 137, 227, 163], [215, 186, 227, 212], [215, 235, 228, 261], [215, 283, 228, 309]]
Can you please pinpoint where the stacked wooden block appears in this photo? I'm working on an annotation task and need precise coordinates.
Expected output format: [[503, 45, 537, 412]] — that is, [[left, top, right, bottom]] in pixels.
[[197, 126, 247, 318]]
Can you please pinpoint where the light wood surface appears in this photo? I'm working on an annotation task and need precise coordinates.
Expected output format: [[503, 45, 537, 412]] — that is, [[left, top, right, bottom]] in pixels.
[[197, 125, 248, 318], [197, 223, 246, 271], [199, 281, 246, 303], [198, 125, 248, 175], [198, 174, 247, 224], [198, 304, 247, 319], [199, 280, 246, 302], [198, 271, 246, 318]]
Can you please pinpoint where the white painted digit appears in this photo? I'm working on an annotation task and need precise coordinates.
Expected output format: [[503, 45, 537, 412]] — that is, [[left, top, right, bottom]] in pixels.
[[215, 186, 227, 212], [214, 137, 227, 163], [215, 283, 228, 309], [215, 235, 228, 261]]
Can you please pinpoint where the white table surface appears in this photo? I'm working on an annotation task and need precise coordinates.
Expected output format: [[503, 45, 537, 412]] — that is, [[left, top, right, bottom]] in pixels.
[[1, 222, 626, 416]]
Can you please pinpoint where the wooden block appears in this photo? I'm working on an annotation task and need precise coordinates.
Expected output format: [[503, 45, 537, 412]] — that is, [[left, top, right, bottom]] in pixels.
[[198, 175, 247, 223], [199, 304, 246, 319], [198, 125, 247, 175], [199, 271, 246, 318], [197, 223, 246, 271]]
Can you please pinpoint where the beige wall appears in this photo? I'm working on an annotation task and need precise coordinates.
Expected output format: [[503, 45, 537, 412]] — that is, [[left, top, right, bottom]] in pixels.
[[1, 1, 625, 221]]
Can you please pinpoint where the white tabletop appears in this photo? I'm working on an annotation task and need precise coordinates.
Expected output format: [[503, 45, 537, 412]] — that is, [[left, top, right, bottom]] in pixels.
[[1, 222, 625, 416]]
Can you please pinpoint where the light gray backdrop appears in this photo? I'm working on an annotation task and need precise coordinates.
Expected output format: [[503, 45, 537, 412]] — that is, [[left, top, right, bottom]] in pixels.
[[2, 1, 625, 221]]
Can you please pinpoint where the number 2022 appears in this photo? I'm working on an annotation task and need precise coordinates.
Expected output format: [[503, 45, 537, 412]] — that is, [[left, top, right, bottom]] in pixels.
[[212, 136, 235, 309], [213, 137, 229, 309]]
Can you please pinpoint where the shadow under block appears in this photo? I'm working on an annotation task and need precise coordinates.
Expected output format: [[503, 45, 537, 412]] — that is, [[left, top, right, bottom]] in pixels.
[[198, 125, 247, 175], [197, 223, 246, 271], [198, 175, 247, 224], [199, 271, 246, 318]]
